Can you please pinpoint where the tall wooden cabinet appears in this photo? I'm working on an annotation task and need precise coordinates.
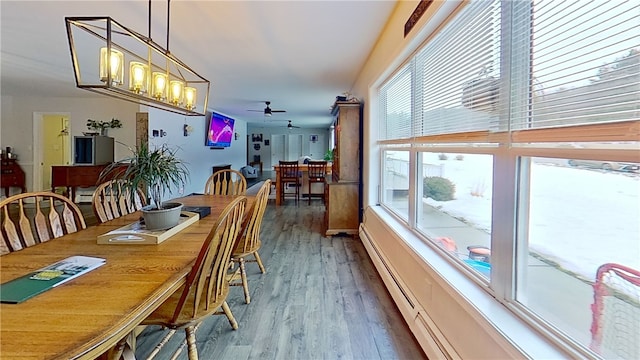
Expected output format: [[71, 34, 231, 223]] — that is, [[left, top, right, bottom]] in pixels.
[[325, 101, 361, 237]]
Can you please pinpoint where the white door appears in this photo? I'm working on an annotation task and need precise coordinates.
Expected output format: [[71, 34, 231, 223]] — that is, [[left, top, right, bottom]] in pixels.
[[33, 112, 71, 192], [309, 134, 325, 159], [271, 134, 285, 165], [287, 134, 303, 160]]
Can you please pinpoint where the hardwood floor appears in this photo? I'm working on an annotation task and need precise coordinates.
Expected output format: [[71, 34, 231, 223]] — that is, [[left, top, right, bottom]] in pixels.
[[133, 202, 427, 360]]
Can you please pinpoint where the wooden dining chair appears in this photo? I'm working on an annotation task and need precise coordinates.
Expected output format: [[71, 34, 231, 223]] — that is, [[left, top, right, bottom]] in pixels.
[[229, 179, 271, 304], [204, 169, 247, 196], [92, 180, 147, 223], [278, 160, 301, 205], [0, 191, 86, 255], [140, 196, 247, 360], [307, 160, 328, 205]]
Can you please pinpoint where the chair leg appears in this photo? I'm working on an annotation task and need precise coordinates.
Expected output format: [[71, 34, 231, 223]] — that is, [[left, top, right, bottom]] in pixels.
[[184, 325, 199, 360], [254, 251, 266, 273], [146, 328, 176, 360], [221, 301, 239, 330], [239, 258, 250, 304]]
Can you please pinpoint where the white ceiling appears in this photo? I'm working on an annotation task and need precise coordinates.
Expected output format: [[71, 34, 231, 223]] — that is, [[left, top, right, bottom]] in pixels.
[[1, 1, 396, 128]]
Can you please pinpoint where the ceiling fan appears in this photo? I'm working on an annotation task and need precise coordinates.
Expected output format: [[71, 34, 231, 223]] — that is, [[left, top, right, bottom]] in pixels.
[[287, 120, 300, 129], [247, 101, 286, 117]]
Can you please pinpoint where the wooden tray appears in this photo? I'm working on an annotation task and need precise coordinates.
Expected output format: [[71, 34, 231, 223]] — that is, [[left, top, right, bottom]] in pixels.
[[97, 211, 200, 245]]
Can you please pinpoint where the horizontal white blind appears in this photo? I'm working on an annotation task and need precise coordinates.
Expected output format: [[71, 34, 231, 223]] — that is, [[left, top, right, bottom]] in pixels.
[[415, 0, 501, 137], [511, 0, 640, 133], [379, 64, 412, 140]]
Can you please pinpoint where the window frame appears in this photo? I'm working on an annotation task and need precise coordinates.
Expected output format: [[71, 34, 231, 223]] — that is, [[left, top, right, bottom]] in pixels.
[[373, 0, 640, 357]]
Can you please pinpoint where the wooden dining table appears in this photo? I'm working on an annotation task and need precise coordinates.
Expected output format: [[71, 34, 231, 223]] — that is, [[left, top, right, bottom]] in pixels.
[[0, 194, 254, 360]]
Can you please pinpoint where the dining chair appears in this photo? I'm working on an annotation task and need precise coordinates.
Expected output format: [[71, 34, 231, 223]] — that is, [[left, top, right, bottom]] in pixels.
[[0, 191, 86, 255], [306, 160, 328, 205], [92, 180, 147, 223], [278, 160, 301, 205], [140, 196, 247, 360], [229, 179, 271, 304], [204, 169, 247, 196]]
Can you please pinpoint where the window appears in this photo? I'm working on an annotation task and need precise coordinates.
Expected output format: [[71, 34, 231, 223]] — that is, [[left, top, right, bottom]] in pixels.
[[376, 0, 639, 357], [416, 151, 493, 279], [382, 150, 411, 221]]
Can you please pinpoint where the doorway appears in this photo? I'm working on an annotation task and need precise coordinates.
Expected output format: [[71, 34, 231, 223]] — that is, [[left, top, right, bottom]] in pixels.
[[33, 112, 71, 191]]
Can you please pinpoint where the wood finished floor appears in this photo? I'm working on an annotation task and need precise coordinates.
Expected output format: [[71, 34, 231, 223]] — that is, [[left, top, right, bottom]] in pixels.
[[130, 201, 427, 360]]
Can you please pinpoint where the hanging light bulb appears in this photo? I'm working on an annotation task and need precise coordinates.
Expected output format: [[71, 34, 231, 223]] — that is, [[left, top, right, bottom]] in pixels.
[[129, 61, 149, 94], [169, 80, 184, 106], [184, 87, 197, 110], [99, 47, 124, 85], [152, 72, 167, 100]]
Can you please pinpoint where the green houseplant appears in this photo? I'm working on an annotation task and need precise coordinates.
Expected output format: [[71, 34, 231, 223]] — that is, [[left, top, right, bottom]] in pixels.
[[87, 118, 122, 136], [100, 142, 189, 230], [323, 149, 334, 161]]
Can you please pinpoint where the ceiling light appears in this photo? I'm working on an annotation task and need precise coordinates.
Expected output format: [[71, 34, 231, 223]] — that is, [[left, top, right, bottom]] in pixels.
[[65, 1, 209, 116]]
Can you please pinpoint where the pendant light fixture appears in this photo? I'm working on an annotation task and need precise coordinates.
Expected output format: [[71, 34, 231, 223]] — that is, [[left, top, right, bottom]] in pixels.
[[65, 0, 210, 116]]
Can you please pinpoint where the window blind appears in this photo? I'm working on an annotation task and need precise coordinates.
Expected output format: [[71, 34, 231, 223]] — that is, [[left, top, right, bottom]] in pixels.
[[415, 0, 501, 138], [510, 0, 640, 135], [379, 64, 412, 141], [378, 0, 638, 145]]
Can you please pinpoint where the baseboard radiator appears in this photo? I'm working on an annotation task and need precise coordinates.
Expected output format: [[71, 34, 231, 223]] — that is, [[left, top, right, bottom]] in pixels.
[[359, 207, 519, 359]]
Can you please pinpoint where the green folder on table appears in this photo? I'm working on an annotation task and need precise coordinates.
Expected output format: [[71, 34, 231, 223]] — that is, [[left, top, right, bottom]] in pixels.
[[0, 255, 106, 304]]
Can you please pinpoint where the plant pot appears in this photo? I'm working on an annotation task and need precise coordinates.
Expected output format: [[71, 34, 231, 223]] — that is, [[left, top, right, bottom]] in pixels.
[[141, 202, 183, 230]]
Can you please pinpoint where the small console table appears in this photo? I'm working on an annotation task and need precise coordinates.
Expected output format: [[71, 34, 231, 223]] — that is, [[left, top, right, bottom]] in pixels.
[[249, 161, 263, 173], [212, 164, 232, 174], [51, 164, 126, 202], [1, 159, 26, 197]]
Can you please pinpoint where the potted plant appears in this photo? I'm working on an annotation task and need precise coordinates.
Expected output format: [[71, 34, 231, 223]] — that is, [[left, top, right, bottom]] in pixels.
[[86, 118, 122, 136], [323, 149, 334, 161], [100, 142, 189, 230]]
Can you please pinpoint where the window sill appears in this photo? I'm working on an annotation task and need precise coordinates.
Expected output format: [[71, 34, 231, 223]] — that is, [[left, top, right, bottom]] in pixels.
[[367, 206, 570, 359]]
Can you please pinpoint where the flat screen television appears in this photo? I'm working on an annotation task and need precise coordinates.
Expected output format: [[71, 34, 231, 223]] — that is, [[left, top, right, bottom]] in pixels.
[[205, 112, 235, 148]]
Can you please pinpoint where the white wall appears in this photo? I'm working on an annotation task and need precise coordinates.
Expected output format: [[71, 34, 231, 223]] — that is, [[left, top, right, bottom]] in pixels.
[[247, 124, 331, 169], [146, 108, 247, 197], [0, 94, 138, 194], [0, 95, 248, 198]]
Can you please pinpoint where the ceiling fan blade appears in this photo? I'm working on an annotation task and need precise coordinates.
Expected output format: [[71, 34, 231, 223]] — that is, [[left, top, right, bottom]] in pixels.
[[271, 110, 287, 113]]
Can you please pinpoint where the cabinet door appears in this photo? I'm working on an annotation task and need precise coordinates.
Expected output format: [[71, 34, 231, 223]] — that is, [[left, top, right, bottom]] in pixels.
[[325, 182, 359, 236], [333, 103, 360, 182]]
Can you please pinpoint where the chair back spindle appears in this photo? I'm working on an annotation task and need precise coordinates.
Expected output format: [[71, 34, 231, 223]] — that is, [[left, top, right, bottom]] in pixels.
[[204, 169, 247, 196], [92, 180, 146, 223], [229, 180, 271, 303], [278, 160, 301, 205], [307, 160, 327, 205], [171, 196, 247, 322], [0, 192, 86, 255]]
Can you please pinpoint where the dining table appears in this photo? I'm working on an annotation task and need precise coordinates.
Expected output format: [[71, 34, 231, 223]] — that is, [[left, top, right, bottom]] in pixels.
[[0, 194, 254, 360]]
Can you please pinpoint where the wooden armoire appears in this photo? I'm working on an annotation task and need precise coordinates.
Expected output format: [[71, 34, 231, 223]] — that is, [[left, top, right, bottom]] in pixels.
[[324, 101, 362, 237]]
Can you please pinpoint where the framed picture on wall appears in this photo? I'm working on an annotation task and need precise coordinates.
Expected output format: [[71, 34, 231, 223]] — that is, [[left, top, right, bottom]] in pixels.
[[252, 133, 263, 142], [264, 139, 270, 146], [310, 134, 318, 143]]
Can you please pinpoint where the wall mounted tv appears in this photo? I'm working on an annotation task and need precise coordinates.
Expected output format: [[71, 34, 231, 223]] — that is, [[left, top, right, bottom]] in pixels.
[[206, 112, 235, 148]]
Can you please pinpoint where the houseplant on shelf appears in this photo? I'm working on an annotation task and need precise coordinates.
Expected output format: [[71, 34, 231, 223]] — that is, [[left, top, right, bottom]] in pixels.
[[100, 142, 189, 230], [86, 118, 122, 136]]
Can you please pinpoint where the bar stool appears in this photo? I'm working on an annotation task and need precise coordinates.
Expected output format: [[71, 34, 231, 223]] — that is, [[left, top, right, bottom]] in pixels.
[[307, 160, 327, 205], [278, 160, 301, 205]]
